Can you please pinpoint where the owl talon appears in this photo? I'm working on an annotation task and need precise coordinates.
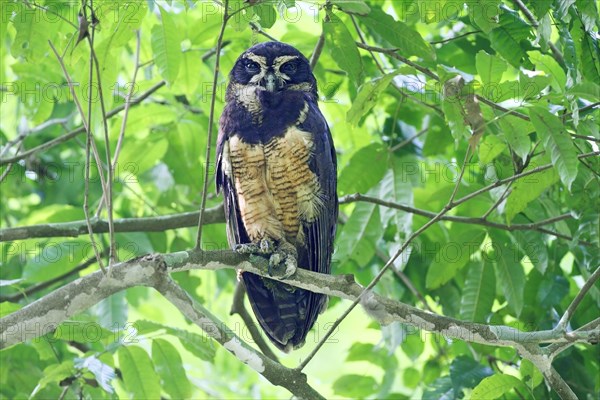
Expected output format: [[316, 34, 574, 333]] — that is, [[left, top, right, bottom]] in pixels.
[[234, 243, 260, 254], [234, 239, 274, 255], [267, 242, 297, 279]]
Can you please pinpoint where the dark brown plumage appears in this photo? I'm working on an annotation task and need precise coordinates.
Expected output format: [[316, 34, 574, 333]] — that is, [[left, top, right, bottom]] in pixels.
[[216, 42, 337, 351]]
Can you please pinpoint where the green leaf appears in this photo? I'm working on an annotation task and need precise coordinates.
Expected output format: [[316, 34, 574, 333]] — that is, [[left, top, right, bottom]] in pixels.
[[491, 233, 525, 316], [459, 261, 495, 322], [332, 0, 371, 16], [505, 164, 559, 223], [537, 274, 569, 306], [514, 229, 549, 274], [567, 81, 600, 101], [426, 226, 486, 289], [423, 376, 454, 400], [571, 18, 600, 85], [498, 116, 532, 162], [471, 374, 530, 399], [528, 51, 567, 92], [23, 240, 90, 283], [531, 0, 553, 20], [338, 143, 388, 195], [470, 0, 501, 34], [171, 52, 203, 98], [379, 155, 415, 239], [151, 6, 181, 85], [575, 0, 600, 32], [359, 8, 434, 61], [30, 361, 74, 397], [133, 320, 216, 361], [50, 321, 114, 344], [254, 4, 277, 29], [333, 374, 378, 397], [11, 9, 59, 61], [520, 359, 544, 389], [118, 346, 161, 399], [478, 134, 506, 164], [152, 339, 192, 399], [346, 73, 396, 124], [476, 51, 507, 86], [449, 356, 493, 392], [335, 201, 381, 267], [324, 12, 363, 86], [95, 292, 128, 330], [529, 107, 579, 190], [488, 11, 533, 69]]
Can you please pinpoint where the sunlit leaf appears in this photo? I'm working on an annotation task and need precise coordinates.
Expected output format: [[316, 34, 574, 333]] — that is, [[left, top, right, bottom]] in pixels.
[[151, 6, 182, 85], [359, 7, 434, 61], [118, 346, 161, 399], [471, 373, 531, 399], [459, 261, 495, 322], [324, 12, 363, 86], [333, 374, 378, 397], [529, 107, 579, 190], [347, 73, 396, 125], [152, 339, 192, 399]]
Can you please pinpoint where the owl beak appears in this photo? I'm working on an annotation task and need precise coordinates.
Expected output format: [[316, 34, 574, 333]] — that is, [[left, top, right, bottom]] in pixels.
[[262, 72, 280, 92]]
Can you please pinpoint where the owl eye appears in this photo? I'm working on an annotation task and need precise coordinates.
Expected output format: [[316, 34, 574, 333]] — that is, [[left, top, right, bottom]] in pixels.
[[244, 60, 260, 73], [280, 61, 297, 75]]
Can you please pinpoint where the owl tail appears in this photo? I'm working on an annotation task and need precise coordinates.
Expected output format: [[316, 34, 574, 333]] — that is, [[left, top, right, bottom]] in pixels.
[[242, 272, 325, 352]]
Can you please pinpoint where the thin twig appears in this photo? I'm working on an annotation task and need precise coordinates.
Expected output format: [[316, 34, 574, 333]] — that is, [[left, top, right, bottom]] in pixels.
[[374, 248, 433, 313], [556, 267, 600, 331], [355, 42, 439, 80], [249, 21, 278, 42], [22, 0, 78, 28], [512, 0, 565, 66], [48, 39, 106, 273], [350, 17, 442, 114], [309, 30, 326, 70], [86, 2, 117, 265], [430, 30, 482, 44], [196, 0, 230, 249], [481, 181, 513, 220], [95, 30, 142, 217], [389, 127, 428, 152], [0, 251, 107, 303]]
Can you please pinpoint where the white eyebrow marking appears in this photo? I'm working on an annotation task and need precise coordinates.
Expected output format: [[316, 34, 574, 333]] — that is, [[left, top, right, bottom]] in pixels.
[[244, 53, 268, 85], [273, 55, 299, 68]]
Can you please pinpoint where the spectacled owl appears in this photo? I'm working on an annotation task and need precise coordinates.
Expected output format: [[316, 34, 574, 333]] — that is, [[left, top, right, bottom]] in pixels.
[[216, 42, 338, 352]]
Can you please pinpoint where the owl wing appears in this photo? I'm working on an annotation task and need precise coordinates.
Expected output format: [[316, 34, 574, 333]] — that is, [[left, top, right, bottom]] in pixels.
[[216, 104, 251, 247]]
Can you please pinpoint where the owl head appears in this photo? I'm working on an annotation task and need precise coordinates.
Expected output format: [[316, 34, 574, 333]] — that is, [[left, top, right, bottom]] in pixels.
[[228, 42, 317, 98]]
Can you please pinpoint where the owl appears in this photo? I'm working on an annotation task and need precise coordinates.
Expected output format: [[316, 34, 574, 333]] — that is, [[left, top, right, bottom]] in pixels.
[[216, 42, 338, 352]]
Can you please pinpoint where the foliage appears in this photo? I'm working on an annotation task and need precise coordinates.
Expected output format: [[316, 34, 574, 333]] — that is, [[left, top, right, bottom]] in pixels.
[[1, 0, 599, 398]]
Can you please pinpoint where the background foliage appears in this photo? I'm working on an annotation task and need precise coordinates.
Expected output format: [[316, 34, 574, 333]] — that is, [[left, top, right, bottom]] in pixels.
[[1, 0, 599, 398]]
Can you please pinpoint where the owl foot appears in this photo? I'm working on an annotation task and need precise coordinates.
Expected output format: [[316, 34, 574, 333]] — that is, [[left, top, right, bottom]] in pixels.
[[268, 242, 297, 279], [234, 238, 275, 255]]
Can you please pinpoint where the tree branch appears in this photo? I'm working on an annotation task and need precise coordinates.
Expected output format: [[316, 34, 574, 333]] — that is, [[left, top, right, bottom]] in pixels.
[[4, 250, 596, 350], [2, 250, 596, 398], [0, 206, 224, 242], [555, 266, 600, 331], [196, 0, 229, 249]]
